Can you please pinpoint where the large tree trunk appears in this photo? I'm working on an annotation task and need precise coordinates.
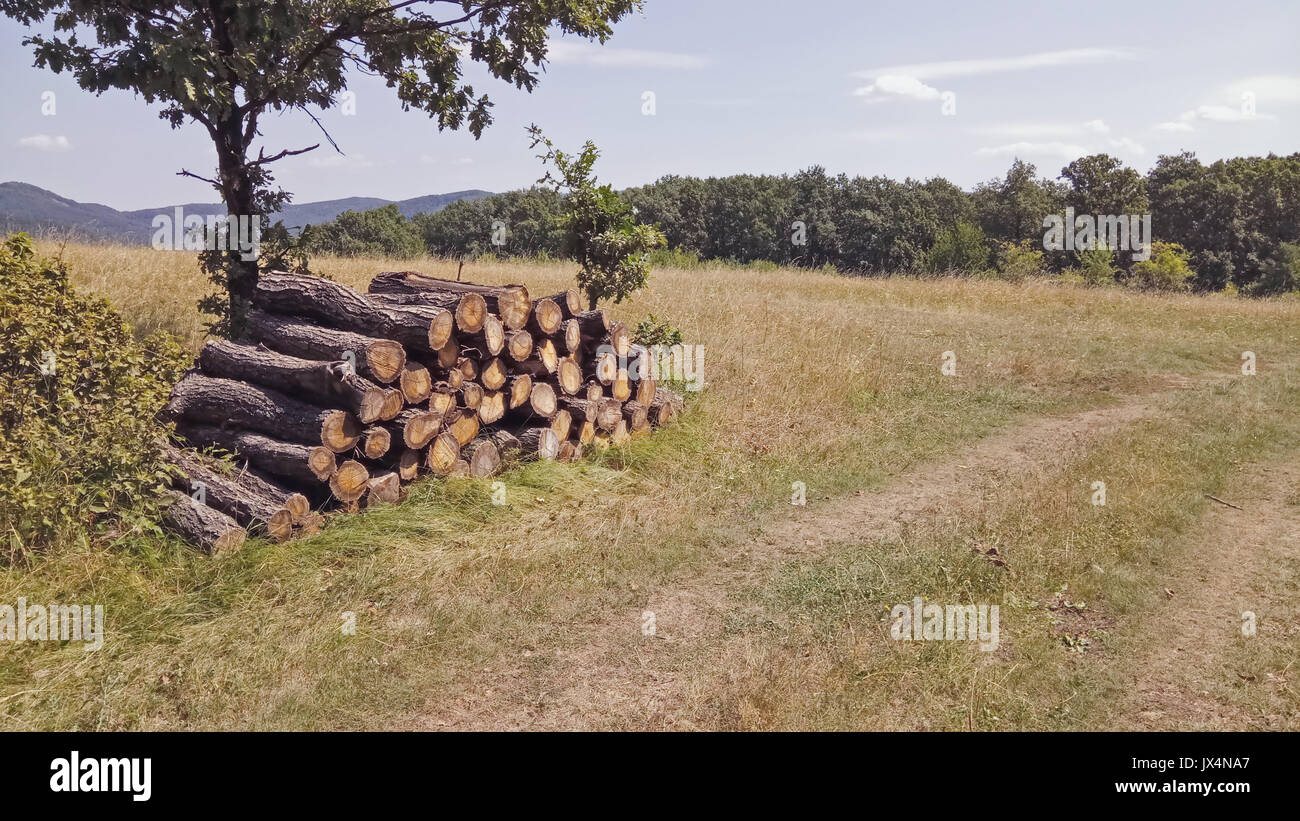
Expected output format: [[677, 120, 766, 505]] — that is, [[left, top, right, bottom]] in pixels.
[[368, 271, 532, 330], [367, 289, 486, 334], [161, 489, 247, 556], [165, 371, 361, 452], [246, 308, 406, 384], [198, 339, 401, 423], [254, 271, 453, 352]]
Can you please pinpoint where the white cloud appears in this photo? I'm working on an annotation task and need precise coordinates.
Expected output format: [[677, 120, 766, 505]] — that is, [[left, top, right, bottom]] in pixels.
[[18, 134, 71, 152], [971, 120, 1110, 138], [1105, 136, 1145, 154], [974, 141, 1091, 159], [308, 152, 376, 170], [546, 40, 710, 70], [1221, 75, 1300, 105], [854, 47, 1136, 81], [854, 74, 943, 102], [1155, 120, 1194, 133]]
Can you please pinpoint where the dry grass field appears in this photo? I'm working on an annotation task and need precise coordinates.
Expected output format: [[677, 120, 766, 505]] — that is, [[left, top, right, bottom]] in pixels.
[[1, 240, 1298, 730]]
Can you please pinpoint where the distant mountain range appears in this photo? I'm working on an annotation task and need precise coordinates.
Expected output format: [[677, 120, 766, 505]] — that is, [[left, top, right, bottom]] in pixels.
[[0, 182, 494, 244]]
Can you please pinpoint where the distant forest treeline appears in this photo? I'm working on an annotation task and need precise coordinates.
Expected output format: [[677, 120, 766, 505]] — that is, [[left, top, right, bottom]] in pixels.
[[301, 151, 1300, 295]]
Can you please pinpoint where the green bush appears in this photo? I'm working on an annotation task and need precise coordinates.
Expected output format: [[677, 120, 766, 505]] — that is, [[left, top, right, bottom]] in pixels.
[[0, 234, 189, 558], [633, 314, 684, 347], [924, 221, 990, 274], [994, 240, 1043, 282], [1076, 244, 1117, 286], [1129, 241, 1195, 292]]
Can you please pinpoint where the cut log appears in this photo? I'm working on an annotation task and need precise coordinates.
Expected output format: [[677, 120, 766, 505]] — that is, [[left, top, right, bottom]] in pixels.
[[610, 368, 632, 402], [485, 429, 521, 461], [162, 489, 246, 556], [388, 409, 444, 449], [449, 459, 471, 477], [435, 339, 459, 369], [426, 432, 461, 476], [558, 396, 622, 430], [368, 288, 487, 335], [576, 420, 596, 445], [460, 314, 505, 357], [583, 381, 605, 402], [590, 350, 618, 385], [649, 388, 683, 426], [460, 381, 484, 410], [516, 339, 559, 379], [383, 447, 422, 482], [607, 322, 631, 358], [165, 372, 362, 452], [368, 272, 531, 331], [550, 408, 572, 442], [517, 427, 560, 461], [557, 440, 576, 461], [178, 424, 336, 486], [480, 357, 507, 391], [610, 419, 630, 445], [576, 308, 609, 338], [463, 436, 502, 478], [526, 298, 563, 337], [560, 318, 582, 355], [164, 445, 301, 541], [507, 373, 533, 409], [456, 356, 478, 381], [362, 426, 392, 460], [635, 376, 657, 407], [429, 386, 458, 416], [254, 271, 453, 352], [526, 381, 557, 419], [246, 308, 405, 385], [448, 411, 481, 447], [478, 391, 506, 424], [622, 400, 650, 432], [329, 460, 370, 503], [554, 357, 583, 396], [366, 472, 403, 505], [198, 339, 400, 424], [541, 289, 583, 320], [504, 329, 534, 362], [399, 361, 433, 405]]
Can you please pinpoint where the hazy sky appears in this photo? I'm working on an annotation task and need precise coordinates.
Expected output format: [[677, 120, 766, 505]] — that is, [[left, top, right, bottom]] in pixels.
[[1, 0, 1297, 210]]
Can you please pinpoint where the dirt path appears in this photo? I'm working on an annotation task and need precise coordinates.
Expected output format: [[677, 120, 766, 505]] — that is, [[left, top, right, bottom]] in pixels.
[[1107, 458, 1300, 730], [397, 389, 1189, 730]]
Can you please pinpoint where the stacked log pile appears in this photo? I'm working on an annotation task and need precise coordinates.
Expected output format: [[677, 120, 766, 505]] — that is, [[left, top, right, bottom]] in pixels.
[[160, 270, 683, 552]]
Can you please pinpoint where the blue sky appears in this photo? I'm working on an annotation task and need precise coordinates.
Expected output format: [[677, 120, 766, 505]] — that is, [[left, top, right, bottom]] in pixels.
[[1, 0, 1297, 210]]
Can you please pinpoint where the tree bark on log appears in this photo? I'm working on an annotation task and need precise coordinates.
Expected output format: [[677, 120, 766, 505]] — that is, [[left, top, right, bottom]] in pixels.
[[164, 445, 301, 541], [517, 427, 560, 461], [254, 271, 453, 352], [462, 436, 502, 478], [198, 339, 400, 424], [178, 423, 336, 486], [541, 289, 583, 319], [576, 309, 609, 338], [161, 489, 247, 555], [387, 409, 444, 449], [367, 288, 486, 334], [368, 272, 531, 330], [246, 308, 405, 384], [165, 372, 362, 452]]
